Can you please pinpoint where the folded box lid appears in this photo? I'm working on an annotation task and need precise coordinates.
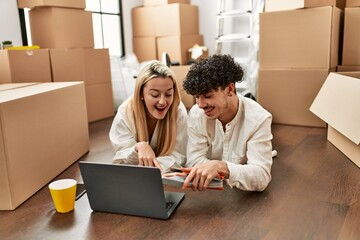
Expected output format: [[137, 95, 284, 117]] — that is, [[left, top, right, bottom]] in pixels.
[[310, 72, 360, 144]]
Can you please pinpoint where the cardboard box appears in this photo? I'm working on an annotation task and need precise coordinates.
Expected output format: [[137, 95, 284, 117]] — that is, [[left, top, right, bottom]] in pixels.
[[154, 4, 199, 37], [144, 0, 190, 6], [258, 68, 328, 127], [346, 0, 360, 7], [85, 82, 115, 122], [133, 37, 157, 63], [132, 7, 156, 37], [310, 72, 360, 167], [337, 65, 360, 72], [29, 7, 94, 49], [18, 0, 86, 9], [265, 0, 346, 11], [0, 82, 89, 210], [0, 49, 51, 84], [342, 8, 360, 66], [157, 34, 203, 65], [0, 83, 38, 91], [170, 65, 195, 109], [50, 48, 111, 85], [259, 6, 342, 69]]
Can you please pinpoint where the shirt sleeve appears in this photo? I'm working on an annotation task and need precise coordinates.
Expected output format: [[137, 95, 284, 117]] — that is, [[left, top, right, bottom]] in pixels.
[[109, 100, 139, 165], [185, 106, 212, 167], [226, 116, 273, 191], [157, 102, 188, 172]]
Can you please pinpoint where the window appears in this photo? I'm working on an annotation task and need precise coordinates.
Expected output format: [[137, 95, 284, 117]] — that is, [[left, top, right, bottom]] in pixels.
[[19, 0, 125, 57], [86, 0, 125, 57]]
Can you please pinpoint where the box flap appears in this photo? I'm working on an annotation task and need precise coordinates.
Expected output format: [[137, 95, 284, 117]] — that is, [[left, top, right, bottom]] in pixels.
[[310, 72, 360, 144], [0, 82, 83, 103], [0, 83, 40, 92], [265, 0, 304, 12]]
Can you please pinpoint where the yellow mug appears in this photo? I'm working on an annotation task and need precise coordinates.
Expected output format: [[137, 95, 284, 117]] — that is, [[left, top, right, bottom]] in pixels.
[[49, 179, 77, 213]]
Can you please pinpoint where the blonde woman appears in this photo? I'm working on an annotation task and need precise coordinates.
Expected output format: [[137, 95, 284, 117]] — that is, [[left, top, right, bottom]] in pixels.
[[109, 60, 187, 172]]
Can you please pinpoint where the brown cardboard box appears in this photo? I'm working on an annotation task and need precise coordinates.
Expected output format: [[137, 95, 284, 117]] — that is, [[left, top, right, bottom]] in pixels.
[[0, 83, 38, 91], [18, 0, 86, 9], [259, 6, 342, 69], [346, 0, 360, 7], [258, 68, 328, 127], [132, 7, 156, 37], [50, 48, 111, 85], [0, 49, 51, 84], [85, 82, 115, 122], [342, 8, 360, 66], [157, 34, 203, 65], [327, 126, 360, 167], [144, 0, 190, 6], [265, 0, 346, 11], [0, 82, 89, 210], [154, 4, 199, 37], [29, 7, 94, 49], [133, 37, 158, 63], [310, 72, 360, 167], [49, 48, 113, 122], [337, 65, 360, 72], [170, 65, 195, 109]]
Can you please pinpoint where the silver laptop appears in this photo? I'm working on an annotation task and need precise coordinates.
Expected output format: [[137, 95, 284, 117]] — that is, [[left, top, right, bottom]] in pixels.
[[78, 161, 185, 220]]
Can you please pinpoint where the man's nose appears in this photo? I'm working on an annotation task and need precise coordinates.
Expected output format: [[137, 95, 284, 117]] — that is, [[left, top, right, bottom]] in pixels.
[[197, 97, 206, 108]]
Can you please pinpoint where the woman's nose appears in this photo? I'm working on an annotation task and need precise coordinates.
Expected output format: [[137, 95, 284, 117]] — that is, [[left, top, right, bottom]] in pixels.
[[159, 95, 166, 104]]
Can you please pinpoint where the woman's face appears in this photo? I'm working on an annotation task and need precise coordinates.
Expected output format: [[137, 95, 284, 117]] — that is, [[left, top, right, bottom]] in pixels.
[[142, 77, 174, 120]]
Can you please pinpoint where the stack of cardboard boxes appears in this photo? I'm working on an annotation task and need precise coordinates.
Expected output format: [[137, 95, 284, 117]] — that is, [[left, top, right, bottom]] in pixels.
[[257, 1, 344, 127], [0, 0, 111, 210], [258, 0, 360, 168], [338, 0, 360, 71], [310, 0, 360, 168], [2, 0, 115, 123], [132, 0, 202, 110], [132, 0, 203, 65]]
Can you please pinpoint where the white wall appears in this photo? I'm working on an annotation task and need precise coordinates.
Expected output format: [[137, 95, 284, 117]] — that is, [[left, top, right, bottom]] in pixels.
[[0, 0, 22, 46], [191, 0, 218, 55]]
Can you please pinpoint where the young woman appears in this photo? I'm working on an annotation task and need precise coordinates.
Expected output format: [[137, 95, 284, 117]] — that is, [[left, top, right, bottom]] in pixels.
[[109, 60, 187, 172]]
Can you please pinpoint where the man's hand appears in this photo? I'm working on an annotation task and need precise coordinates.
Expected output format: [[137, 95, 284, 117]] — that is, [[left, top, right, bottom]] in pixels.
[[182, 161, 229, 191], [135, 142, 163, 171]]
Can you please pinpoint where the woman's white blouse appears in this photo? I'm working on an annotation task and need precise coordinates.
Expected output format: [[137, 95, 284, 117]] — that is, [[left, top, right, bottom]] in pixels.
[[186, 95, 273, 191], [109, 99, 188, 173]]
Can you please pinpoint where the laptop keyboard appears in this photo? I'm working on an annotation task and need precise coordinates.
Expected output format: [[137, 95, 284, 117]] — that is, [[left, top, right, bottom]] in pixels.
[[166, 202, 175, 211]]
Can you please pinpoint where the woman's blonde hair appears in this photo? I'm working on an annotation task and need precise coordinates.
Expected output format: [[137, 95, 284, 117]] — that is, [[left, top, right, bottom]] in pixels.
[[127, 60, 181, 156]]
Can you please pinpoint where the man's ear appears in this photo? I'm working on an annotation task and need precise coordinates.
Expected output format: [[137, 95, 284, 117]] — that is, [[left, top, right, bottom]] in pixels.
[[228, 83, 235, 95]]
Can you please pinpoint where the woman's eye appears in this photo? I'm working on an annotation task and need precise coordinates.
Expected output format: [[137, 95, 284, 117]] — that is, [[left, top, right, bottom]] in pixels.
[[151, 94, 159, 98]]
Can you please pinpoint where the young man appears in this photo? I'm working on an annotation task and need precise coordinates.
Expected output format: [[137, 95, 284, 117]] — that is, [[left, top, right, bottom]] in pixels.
[[182, 54, 273, 191]]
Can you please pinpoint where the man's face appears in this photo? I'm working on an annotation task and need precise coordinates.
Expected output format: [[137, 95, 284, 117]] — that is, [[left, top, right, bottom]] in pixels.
[[195, 87, 229, 120]]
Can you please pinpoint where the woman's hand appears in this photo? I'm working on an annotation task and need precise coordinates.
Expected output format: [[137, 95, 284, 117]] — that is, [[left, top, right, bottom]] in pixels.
[[135, 142, 163, 171]]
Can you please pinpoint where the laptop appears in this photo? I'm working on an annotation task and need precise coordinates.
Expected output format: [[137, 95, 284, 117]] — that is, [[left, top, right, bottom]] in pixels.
[[78, 161, 185, 219]]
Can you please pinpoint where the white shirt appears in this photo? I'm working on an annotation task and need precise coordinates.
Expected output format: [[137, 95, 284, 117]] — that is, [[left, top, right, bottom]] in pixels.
[[109, 99, 188, 172], [186, 95, 273, 191]]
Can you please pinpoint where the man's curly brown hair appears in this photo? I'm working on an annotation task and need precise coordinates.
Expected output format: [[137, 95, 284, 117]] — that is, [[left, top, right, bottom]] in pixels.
[[183, 54, 244, 96]]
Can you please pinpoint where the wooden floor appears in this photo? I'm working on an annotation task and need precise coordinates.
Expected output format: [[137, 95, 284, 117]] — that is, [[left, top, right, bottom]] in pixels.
[[1, 117, 360, 240]]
